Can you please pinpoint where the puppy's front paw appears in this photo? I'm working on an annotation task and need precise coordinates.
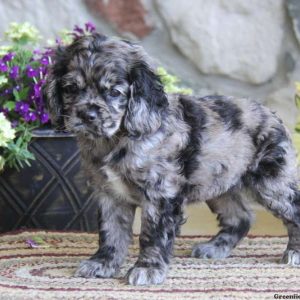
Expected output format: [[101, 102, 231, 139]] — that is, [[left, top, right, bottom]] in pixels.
[[126, 266, 167, 286], [74, 259, 118, 278], [281, 250, 300, 266], [192, 241, 231, 259]]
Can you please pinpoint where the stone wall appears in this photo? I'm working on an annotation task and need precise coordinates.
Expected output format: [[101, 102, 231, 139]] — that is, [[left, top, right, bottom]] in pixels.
[[0, 0, 299, 129]]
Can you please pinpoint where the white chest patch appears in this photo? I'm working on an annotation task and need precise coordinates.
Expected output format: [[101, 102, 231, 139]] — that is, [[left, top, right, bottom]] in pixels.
[[102, 166, 137, 204]]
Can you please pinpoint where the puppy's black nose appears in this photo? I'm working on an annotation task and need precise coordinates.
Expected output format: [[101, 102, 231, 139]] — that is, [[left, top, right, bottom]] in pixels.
[[86, 109, 98, 122], [78, 107, 99, 123]]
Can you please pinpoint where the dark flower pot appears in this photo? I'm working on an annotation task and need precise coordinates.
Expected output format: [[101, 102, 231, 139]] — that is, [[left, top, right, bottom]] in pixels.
[[0, 129, 98, 233]]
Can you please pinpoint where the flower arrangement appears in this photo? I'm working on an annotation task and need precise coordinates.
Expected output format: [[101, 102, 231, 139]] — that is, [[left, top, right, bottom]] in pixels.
[[0, 22, 96, 171]]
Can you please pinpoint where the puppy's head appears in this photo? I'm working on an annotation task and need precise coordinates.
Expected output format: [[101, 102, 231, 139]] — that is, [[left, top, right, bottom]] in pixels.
[[44, 33, 168, 139]]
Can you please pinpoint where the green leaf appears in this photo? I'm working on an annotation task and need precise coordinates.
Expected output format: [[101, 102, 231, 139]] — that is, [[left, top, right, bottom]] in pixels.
[[13, 89, 20, 101], [156, 67, 193, 95], [293, 132, 300, 164], [15, 136, 22, 147], [32, 236, 45, 244], [3, 101, 16, 111], [296, 95, 300, 110], [295, 124, 300, 133], [18, 87, 29, 99], [17, 159, 24, 169], [24, 159, 32, 167]]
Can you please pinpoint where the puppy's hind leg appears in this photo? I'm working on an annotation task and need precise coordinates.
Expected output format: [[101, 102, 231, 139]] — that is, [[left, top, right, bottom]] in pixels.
[[245, 127, 300, 266], [192, 191, 254, 259], [252, 180, 300, 266]]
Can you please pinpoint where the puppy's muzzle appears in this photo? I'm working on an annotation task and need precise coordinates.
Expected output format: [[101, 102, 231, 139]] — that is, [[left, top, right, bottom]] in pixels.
[[77, 105, 100, 124]]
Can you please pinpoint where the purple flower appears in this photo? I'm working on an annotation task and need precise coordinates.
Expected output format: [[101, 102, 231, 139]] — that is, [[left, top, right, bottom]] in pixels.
[[34, 83, 42, 98], [55, 37, 62, 45], [9, 66, 19, 79], [40, 56, 50, 66], [0, 60, 8, 72], [42, 48, 55, 56], [24, 111, 37, 122], [15, 101, 29, 114], [28, 89, 35, 104], [26, 239, 39, 248], [4, 88, 12, 95], [26, 65, 37, 78], [33, 80, 45, 98], [74, 25, 84, 35], [28, 84, 41, 105], [34, 97, 42, 107], [85, 21, 96, 33], [3, 52, 15, 62], [33, 49, 41, 55], [40, 112, 49, 124]]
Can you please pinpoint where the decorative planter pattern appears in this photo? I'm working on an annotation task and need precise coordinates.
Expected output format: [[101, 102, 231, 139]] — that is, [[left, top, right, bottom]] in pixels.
[[0, 129, 98, 233]]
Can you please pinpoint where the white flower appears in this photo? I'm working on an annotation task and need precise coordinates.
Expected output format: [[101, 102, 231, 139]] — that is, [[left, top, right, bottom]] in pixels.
[[0, 45, 13, 56], [0, 112, 15, 147], [5, 22, 41, 44], [0, 75, 8, 87]]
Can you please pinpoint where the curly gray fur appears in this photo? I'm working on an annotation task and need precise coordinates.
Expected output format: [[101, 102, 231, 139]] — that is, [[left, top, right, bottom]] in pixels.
[[44, 33, 300, 286]]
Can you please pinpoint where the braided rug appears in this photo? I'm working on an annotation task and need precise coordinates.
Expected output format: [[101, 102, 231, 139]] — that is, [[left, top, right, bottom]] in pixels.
[[0, 230, 299, 299]]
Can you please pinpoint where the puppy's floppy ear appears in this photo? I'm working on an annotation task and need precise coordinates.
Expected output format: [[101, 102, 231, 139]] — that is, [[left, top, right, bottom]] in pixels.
[[124, 61, 168, 138], [43, 46, 67, 129]]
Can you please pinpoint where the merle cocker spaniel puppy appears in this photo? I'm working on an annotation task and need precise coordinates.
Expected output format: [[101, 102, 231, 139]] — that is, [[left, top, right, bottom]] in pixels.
[[44, 33, 300, 285]]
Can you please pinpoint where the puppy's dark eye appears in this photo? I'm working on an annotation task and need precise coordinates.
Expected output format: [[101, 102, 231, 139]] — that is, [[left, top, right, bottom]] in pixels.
[[63, 84, 78, 94], [109, 89, 121, 97]]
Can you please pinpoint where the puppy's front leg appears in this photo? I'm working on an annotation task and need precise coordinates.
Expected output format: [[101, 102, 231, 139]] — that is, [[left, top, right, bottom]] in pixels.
[[75, 193, 136, 278], [126, 197, 178, 285]]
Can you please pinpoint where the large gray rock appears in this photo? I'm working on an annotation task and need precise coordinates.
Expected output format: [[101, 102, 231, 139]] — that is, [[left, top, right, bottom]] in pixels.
[[0, 0, 116, 41], [265, 83, 297, 130], [287, 0, 300, 48], [156, 0, 285, 84]]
